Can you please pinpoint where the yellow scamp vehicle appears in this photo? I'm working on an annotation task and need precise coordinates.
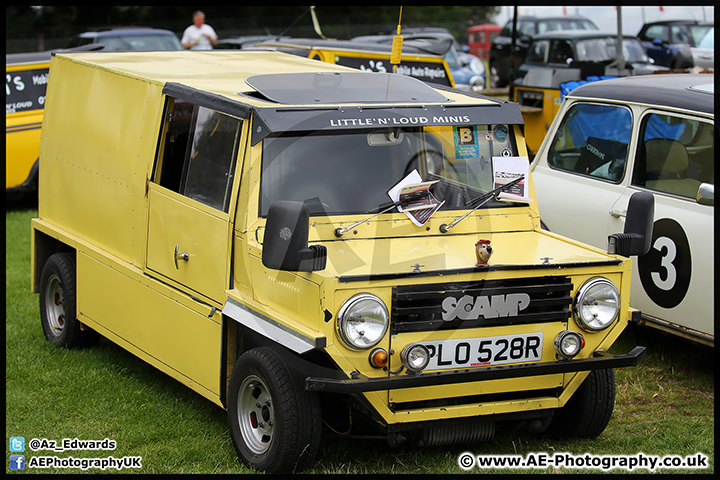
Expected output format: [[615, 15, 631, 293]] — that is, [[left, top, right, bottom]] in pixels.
[[245, 36, 455, 88], [32, 50, 653, 473], [6, 51, 50, 198]]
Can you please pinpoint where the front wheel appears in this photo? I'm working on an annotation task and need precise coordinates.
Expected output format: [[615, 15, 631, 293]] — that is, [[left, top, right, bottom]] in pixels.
[[545, 368, 616, 439], [39, 252, 98, 348], [227, 347, 321, 473]]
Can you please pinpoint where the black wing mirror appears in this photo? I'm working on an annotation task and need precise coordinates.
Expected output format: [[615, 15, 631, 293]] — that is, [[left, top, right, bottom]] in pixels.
[[262, 201, 327, 272], [607, 191, 654, 257]]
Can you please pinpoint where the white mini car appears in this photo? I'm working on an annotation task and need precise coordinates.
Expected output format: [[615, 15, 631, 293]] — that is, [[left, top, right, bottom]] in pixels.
[[531, 74, 714, 346]]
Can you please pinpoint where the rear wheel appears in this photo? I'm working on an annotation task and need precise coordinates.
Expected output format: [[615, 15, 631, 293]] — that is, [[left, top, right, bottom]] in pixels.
[[227, 347, 321, 473], [39, 252, 98, 348], [671, 58, 693, 70], [545, 368, 616, 438]]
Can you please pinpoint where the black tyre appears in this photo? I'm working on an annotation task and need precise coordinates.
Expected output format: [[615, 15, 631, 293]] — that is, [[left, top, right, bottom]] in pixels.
[[39, 252, 98, 348], [545, 368, 616, 439], [227, 346, 321, 473]]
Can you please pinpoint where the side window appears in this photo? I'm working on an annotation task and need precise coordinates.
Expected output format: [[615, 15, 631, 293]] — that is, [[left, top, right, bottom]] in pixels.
[[520, 21, 536, 37], [670, 26, 689, 44], [548, 40, 573, 64], [500, 22, 513, 37], [645, 25, 669, 43], [632, 113, 714, 198], [526, 40, 549, 64], [154, 98, 242, 212], [547, 103, 632, 183]]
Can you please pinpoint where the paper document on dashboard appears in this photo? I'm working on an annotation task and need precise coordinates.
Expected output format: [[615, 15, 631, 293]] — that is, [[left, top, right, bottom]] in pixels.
[[388, 170, 445, 227], [492, 156, 529, 199]]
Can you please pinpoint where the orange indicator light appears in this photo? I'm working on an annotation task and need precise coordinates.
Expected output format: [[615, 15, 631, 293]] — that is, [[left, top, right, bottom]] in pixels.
[[369, 348, 389, 368]]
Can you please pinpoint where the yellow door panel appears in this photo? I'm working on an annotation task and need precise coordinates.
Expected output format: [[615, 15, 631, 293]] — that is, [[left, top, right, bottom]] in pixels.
[[147, 185, 231, 303]]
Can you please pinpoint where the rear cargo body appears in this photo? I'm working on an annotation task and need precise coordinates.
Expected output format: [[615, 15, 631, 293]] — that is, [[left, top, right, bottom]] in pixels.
[[32, 50, 647, 473]]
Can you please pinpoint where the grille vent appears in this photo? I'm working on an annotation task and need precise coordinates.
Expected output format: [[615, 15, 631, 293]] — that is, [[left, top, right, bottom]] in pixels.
[[391, 276, 572, 333]]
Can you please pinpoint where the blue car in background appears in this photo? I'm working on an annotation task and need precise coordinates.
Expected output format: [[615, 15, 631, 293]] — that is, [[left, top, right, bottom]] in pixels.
[[637, 20, 713, 69]]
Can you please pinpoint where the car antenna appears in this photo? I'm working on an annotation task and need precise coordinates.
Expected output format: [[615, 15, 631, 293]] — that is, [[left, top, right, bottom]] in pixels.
[[385, 6, 404, 100], [390, 6, 404, 73], [275, 6, 312, 40]]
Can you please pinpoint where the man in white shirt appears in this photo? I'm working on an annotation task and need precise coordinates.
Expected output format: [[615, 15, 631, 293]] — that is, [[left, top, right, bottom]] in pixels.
[[181, 11, 217, 50]]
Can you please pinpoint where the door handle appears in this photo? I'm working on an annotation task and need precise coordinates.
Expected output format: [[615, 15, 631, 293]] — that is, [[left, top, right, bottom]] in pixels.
[[609, 209, 626, 218], [174, 244, 189, 269]]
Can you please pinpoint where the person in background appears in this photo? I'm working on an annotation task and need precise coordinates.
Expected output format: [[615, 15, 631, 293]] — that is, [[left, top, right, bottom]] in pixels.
[[181, 10, 217, 50]]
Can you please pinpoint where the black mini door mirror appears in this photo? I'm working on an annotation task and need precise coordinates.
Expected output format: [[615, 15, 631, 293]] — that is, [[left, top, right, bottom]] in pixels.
[[262, 201, 327, 272], [607, 191, 655, 257]]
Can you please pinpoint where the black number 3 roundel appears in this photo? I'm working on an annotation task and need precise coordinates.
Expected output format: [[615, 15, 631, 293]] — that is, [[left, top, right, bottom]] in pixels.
[[637, 218, 691, 309]]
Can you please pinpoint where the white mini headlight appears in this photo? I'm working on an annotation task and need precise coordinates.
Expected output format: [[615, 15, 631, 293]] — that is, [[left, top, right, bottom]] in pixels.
[[573, 278, 620, 331], [337, 294, 389, 350]]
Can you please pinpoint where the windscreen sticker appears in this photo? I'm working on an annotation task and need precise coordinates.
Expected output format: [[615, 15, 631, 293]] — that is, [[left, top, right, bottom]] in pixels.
[[454, 125, 479, 159], [637, 218, 692, 309], [492, 125, 508, 143]]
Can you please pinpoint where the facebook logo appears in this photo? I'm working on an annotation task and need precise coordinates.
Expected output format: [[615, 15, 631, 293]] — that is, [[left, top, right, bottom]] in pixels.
[[10, 436, 25, 452], [9, 455, 25, 470]]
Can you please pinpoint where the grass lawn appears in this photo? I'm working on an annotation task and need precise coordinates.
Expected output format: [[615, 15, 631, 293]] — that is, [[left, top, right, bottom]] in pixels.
[[6, 201, 713, 474]]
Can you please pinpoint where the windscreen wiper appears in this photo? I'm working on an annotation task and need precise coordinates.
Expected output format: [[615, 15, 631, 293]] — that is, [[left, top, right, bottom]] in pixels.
[[334, 200, 402, 237], [439, 175, 525, 233], [334, 183, 434, 237]]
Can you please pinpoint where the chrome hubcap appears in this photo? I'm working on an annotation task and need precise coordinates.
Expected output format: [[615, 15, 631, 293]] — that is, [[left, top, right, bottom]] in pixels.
[[237, 375, 274, 454], [44, 274, 65, 337]]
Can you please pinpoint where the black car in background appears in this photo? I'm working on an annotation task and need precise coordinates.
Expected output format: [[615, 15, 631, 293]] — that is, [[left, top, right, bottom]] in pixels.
[[637, 20, 713, 69], [515, 31, 666, 88], [488, 15, 598, 88]]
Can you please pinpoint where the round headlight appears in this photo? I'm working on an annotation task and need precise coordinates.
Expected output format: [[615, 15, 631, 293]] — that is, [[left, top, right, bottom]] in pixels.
[[337, 294, 389, 350], [469, 75, 485, 93], [469, 57, 485, 75], [400, 343, 430, 372], [573, 278, 620, 331], [554, 330, 585, 360]]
